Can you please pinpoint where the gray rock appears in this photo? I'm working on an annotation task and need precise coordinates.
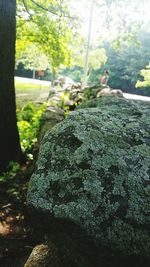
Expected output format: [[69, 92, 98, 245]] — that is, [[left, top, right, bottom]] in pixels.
[[27, 97, 150, 257], [97, 88, 123, 97], [39, 106, 64, 141]]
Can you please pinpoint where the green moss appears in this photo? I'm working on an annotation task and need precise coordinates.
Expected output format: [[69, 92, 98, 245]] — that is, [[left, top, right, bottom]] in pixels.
[[27, 97, 150, 257]]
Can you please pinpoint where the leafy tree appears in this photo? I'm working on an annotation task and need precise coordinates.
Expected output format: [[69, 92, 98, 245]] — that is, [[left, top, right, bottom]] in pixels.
[[89, 48, 107, 69], [136, 62, 150, 88], [70, 35, 107, 83], [0, 0, 23, 173], [77, 0, 142, 86], [16, 44, 49, 78], [16, 0, 78, 82], [59, 65, 83, 82], [100, 32, 150, 95], [73, 44, 107, 71]]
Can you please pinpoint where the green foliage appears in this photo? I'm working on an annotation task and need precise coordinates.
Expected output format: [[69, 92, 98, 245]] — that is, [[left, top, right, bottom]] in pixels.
[[56, 92, 71, 117], [16, 44, 49, 71], [83, 88, 94, 100], [71, 70, 82, 82], [58, 31, 150, 95], [17, 102, 46, 157], [101, 32, 150, 95], [0, 160, 29, 202], [88, 48, 107, 69], [0, 162, 20, 183], [59, 66, 83, 82], [83, 86, 101, 101], [16, 0, 79, 78], [136, 62, 150, 89]]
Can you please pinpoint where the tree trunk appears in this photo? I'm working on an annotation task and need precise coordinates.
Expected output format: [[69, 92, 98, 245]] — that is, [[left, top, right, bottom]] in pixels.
[[51, 66, 56, 86], [0, 0, 23, 173], [82, 0, 94, 88], [33, 69, 36, 79]]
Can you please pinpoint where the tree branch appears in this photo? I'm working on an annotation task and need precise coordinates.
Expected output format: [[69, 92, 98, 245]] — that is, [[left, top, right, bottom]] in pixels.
[[22, 0, 33, 20], [30, 0, 78, 20]]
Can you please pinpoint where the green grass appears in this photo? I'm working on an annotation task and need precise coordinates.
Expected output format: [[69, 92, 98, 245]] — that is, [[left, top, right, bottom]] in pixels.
[[15, 80, 50, 92], [15, 79, 50, 107]]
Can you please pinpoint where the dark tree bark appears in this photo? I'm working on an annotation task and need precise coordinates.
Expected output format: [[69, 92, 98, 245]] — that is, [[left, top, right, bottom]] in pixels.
[[0, 0, 23, 173]]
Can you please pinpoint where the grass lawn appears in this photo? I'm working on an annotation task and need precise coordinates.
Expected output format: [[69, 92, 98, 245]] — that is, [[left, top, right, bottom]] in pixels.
[[15, 77, 51, 107]]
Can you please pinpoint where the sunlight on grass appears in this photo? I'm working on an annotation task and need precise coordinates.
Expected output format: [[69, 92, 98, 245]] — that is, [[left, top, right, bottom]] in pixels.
[[15, 77, 50, 107], [15, 80, 50, 92]]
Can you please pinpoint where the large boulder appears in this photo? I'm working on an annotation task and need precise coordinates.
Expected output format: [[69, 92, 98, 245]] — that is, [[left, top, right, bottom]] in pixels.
[[27, 97, 150, 259]]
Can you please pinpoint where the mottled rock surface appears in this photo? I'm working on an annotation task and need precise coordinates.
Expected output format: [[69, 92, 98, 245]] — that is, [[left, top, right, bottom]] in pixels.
[[27, 97, 150, 257]]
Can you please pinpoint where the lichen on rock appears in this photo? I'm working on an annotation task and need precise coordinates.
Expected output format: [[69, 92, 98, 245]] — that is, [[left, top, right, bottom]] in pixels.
[[27, 96, 150, 257]]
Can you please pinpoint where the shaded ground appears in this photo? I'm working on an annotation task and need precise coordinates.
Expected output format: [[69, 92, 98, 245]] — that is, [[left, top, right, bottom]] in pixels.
[[0, 162, 41, 267]]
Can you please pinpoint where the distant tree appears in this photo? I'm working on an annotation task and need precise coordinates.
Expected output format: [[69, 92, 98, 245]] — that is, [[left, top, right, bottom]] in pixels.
[[101, 32, 150, 95], [16, 44, 49, 78], [0, 0, 23, 173], [136, 62, 150, 88]]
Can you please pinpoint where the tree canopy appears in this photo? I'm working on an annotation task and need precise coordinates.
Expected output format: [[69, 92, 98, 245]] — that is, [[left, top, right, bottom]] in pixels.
[[16, 0, 79, 80]]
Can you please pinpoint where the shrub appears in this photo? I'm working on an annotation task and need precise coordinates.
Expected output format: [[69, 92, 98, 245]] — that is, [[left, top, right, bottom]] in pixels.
[[17, 102, 46, 158]]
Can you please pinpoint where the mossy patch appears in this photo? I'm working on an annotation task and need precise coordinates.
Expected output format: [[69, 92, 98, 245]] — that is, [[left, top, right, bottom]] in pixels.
[[27, 97, 150, 257]]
